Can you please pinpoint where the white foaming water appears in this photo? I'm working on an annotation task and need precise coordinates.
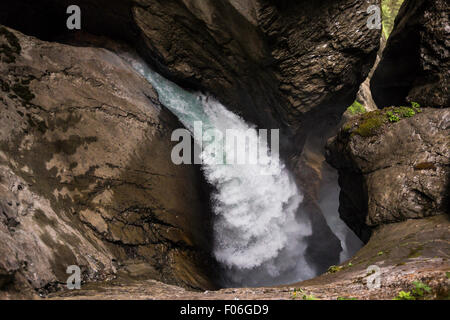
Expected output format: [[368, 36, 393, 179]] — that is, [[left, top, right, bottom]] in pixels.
[[128, 57, 314, 286]]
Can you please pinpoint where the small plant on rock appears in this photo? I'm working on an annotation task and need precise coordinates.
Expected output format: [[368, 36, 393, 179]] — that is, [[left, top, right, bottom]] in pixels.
[[387, 111, 400, 123], [327, 265, 344, 273], [411, 281, 431, 297], [394, 281, 432, 300], [347, 100, 366, 115], [291, 288, 304, 299], [302, 294, 319, 300], [411, 101, 421, 110], [394, 291, 415, 300]]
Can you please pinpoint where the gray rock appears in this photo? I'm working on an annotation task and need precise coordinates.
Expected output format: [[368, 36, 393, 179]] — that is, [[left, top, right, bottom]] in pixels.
[[371, 0, 450, 108], [0, 26, 215, 293], [326, 108, 450, 242]]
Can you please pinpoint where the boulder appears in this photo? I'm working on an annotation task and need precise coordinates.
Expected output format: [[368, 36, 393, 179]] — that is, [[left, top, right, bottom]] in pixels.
[[326, 107, 450, 242], [371, 0, 449, 108], [0, 26, 215, 293]]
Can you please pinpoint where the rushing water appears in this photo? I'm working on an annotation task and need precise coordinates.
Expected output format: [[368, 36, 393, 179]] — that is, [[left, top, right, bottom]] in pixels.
[[127, 57, 315, 286]]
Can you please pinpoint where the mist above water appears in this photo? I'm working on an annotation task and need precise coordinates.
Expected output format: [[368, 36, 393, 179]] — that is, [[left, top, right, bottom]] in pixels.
[[124, 53, 363, 287], [128, 57, 316, 287]]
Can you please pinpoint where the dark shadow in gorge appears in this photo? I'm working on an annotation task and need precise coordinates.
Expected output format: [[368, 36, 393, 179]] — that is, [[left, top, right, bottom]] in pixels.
[[104, 106, 219, 290], [0, 1, 373, 287]]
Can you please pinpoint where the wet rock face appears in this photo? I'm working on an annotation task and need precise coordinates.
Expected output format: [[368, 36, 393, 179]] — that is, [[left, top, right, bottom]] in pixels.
[[0, 0, 381, 131], [0, 0, 382, 288], [134, 0, 382, 129], [0, 27, 215, 293], [371, 0, 450, 108], [326, 108, 450, 242]]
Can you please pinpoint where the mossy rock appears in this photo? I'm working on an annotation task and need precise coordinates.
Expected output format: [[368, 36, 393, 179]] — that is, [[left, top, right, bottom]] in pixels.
[[353, 110, 388, 137], [345, 104, 422, 138], [347, 100, 366, 115]]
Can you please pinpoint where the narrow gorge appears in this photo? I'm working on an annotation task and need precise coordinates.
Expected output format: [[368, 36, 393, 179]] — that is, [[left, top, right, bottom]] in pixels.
[[0, 0, 448, 300]]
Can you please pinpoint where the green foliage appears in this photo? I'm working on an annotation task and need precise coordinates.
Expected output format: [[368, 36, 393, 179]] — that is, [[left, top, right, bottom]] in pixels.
[[387, 111, 400, 122], [337, 297, 358, 300], [446, 272, 450, 279], [394, 281, 432, 300], [410, 101, 422, 113], [411, 101, 421, 109], [394, 291, 415, 300], [367, 269, 376, 276], [386, 106, 420, 123], [412, 281, 431, 297], [342, 122, 353, 132], [377, 251, 384, 256], [291, 288, 304, 299], [347, 100, 366, 115], [353, 112, 387, 137], [302, 295, 319, 300], [292, 289, 320, 300], [381, 0, 405, 39], [327, 265, 344, 274]]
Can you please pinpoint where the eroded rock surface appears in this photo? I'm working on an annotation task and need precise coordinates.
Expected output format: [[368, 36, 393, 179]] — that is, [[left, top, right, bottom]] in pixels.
[[0, 26, 215, 295], [45, 215, 450, 300], [0, 0, 381, 130], [326, 108, 450, 242], [371, 0, 449, 108]]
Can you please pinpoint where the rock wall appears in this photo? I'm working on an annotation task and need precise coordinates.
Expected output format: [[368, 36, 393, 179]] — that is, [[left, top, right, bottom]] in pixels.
[[371, 0, 449, 108], [0, 26, 215, 294], [326, 108, 449, 242], [0, 0, 383, 280], [327, 0, 449, 243], [0, 0, 381, 130]]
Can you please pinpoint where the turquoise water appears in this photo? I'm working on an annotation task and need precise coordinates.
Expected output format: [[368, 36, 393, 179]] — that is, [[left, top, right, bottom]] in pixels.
[[128, 57, 314, 287]]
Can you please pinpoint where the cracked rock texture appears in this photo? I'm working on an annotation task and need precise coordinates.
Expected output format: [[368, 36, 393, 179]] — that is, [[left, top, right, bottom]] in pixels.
[[371, 0, 450, 108], [0, 26, 215, 294], [326, 108, 450, 242], [40, 215, 449, 300], [0, 0, 381, 130], [0, 0, 382, 277]]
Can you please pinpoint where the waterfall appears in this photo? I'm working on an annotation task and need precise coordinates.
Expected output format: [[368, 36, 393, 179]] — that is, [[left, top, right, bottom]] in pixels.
[[127, 57, 314, 287]]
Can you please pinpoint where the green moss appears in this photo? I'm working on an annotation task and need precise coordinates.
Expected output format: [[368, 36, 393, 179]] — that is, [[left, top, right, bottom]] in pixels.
[[353, 111, 387, 137], [337, 297, 357, 300], [411, 281, 431, 297], [407, 245, 424, 259], [342, 122, 353, 132], [327, 265, 344, 273], [387, 111, 400, 122], [350, 105, 422, 138], [302, 295, 319, 300], [381, 0, 405, 40], [394, 290, 415, 300], [347, 100, 366, 115], [395, 106, 416, 118], [411, 101, 421, 109], [394, 281, 432, 300]]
